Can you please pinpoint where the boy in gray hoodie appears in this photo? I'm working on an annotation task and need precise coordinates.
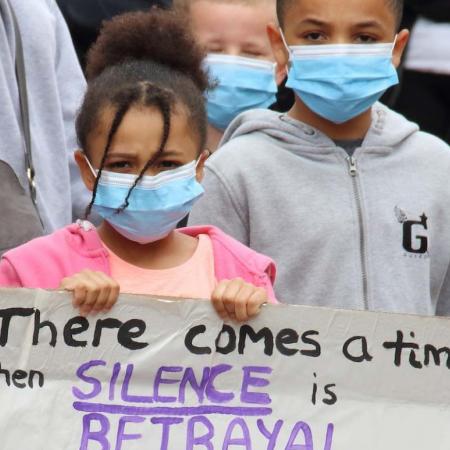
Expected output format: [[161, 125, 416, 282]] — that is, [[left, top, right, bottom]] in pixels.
[[189, 0, 450, 315]]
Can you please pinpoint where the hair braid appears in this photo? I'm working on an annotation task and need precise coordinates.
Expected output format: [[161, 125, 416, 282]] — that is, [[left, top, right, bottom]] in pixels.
[[117, 83, 173, 212], [84, 87, 141, 218]]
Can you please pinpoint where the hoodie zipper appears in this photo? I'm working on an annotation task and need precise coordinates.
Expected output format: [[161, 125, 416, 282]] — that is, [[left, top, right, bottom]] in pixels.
[[346, 156, 369, 309]]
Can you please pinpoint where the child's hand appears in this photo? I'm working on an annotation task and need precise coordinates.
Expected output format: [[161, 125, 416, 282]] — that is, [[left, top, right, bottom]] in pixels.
[[212, 278, 268, 322], [59, 270, 120, 317]]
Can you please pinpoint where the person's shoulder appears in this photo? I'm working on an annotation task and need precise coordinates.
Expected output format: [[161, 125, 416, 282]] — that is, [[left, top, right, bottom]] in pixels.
[[181, 225, 276, 279], [206, 131, 284, 180], [400, 123, 450, 163], [213, 109, 287, 158], [408, 129, 450, 157], [3, 225, 73, 262], [214, 133, 276, 160], [4, 222, 102, 262], [373, 103, 450, 158]]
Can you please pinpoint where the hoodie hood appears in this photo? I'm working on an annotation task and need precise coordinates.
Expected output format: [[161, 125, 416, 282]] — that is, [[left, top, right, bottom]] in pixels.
[[220, 102, 419, 151]]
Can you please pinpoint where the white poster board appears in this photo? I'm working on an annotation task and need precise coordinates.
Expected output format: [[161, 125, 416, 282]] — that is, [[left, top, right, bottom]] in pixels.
[[0, 288, 449, 450]]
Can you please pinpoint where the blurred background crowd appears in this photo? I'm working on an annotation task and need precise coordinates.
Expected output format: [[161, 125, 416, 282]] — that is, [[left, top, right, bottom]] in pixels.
[[57, 0, 450, 144]]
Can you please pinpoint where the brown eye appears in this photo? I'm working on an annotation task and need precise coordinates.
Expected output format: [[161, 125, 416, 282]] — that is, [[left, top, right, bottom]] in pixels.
[[106, 161, 132, 171], [356, 35, 377, 43], [158, 161, 181, 170], [304, 32, 325, 42]]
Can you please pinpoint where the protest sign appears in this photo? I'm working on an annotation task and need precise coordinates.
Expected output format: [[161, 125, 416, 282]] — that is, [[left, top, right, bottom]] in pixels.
[[0, 287, 449, 450]]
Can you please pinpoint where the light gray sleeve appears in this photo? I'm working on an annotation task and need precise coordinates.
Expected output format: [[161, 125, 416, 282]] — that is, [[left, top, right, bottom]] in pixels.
[[436, 263, 450, 316], [189, 165, 249, 246], [52, 2, 91, 221]]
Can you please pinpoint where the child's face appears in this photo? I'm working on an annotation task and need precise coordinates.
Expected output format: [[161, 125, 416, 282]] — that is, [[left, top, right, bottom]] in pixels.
[[76, 105, 207, 191], [189, 0, 276, 61], [269, 0, 408, 68]]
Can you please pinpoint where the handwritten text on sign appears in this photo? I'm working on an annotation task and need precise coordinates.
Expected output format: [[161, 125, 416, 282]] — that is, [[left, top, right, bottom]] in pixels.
[[0, 288, 449, 449]]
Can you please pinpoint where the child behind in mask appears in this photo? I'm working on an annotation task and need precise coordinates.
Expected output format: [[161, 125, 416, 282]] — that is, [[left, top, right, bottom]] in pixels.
[[174, 0, 284, 150], [189, 0, 450, 315], [0, 10, 277, 321]]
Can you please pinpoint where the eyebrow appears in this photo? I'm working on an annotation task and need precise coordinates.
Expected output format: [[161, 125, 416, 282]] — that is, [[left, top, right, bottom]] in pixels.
[[296, 18, 385, 31], [105, 152, 136, 159], [353, 20, 384, 29], [156, 149, 184, 158], [106, 149, 184, 159], [298, 18, 329, 28]]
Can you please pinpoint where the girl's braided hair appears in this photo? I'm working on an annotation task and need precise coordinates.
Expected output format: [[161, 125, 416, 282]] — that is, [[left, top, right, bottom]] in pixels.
[[76, 9, 211, 217]]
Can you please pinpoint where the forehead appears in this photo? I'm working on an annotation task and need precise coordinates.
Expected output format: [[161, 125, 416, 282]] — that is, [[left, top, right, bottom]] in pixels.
[[88, 104, 198, 162], [283, 0, 396, 31], [190, 0, 276, 48]]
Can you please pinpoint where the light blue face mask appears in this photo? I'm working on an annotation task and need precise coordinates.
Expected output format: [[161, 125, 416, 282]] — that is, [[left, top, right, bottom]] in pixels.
[[86, 159, 204, 244], [205, 54, 278, 130], [281, 34, 399, 124]]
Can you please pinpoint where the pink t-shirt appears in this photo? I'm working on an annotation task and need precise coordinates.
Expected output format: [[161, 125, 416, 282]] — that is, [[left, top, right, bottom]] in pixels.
[[105, 234, 217, 299]]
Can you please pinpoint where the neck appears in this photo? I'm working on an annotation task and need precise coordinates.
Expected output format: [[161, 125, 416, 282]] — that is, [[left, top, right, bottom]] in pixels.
[[98, 221, 199, 269], [288, 97, 373, 141], [98, 221, 177, 262]]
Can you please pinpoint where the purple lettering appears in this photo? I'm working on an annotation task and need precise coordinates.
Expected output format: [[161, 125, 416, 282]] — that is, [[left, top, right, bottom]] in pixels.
[[241, 367, 272, 405], [109, 363, 121, 401], [80, 413, 110, 450], [186, 416, 214, 450], [121, 364, 153, 403], [73, 360, 105, 400], [154, 367, 183, 403], [285, 421, 313, 450], [205, 365, 234, 404], [115, 416, 145, 450], [324, 424, 334, 450], [150, 417, 183, 450], [222, 418, 252, 450], [179, 367, 210, 404], [74, 402, 271, 416], [257, 419, 283, 450]]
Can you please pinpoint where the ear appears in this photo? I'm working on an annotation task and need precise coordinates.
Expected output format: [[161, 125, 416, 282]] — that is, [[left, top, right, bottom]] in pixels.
[[267, 23, 290, 80], [392, 29, 410, 68], [275, 64, 287, 86], [195, 150, 210, 182], [74, 150, 97, 192]]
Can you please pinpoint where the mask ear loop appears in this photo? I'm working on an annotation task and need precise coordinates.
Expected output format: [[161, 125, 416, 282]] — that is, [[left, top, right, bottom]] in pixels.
[[391, 34, 398, 53], [83, 153, 98, 177], [279, 28, 290, 53], [279, 28, 293, 74]]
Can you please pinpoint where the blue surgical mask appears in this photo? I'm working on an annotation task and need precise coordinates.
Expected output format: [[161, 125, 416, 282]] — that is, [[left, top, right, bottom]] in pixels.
[[205, 54, 278, 130], [281, 34, 399, 123], [86, 159, 204, 244]]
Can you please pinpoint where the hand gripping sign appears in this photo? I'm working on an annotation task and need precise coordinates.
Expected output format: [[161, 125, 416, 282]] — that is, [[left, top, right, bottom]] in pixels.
[[0, 288, 449, 450]]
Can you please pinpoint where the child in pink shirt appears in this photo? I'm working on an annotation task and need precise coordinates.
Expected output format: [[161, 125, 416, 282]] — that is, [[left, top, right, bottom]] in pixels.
[[0, 10, 276, 321]]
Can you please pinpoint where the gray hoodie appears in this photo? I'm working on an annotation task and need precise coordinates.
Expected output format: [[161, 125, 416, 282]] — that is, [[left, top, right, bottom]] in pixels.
[[189, 103, 450, 315], [0, 0, 89, 232]]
